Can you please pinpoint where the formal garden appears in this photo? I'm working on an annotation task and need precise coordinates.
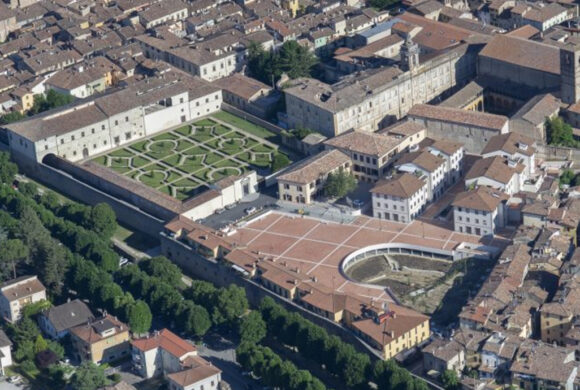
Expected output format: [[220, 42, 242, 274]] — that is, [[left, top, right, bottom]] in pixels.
[[92, 114, 291, 200]]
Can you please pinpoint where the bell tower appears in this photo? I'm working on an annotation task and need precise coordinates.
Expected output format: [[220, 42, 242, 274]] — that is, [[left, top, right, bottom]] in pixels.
[[560, 43, 580, 104], [401, 36, 420, 72]]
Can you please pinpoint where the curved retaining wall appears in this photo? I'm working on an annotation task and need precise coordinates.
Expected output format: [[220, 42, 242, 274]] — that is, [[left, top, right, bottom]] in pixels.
[[340, 243, 455, 278]]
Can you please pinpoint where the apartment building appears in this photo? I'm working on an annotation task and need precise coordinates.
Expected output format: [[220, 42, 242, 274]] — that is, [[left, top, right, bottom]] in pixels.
[[324, 130, 402, 182], [371, 173, 429, 222], [136, 30, 256, 82], [465, 156, 525, 195], [425, 139, 464, 186], [452, 186, 509, 236], [38, 299, 94, 339], [277, 149, 352, 204], [70, 315, 131, 364], [481, 132, 536, 178], [0, 275, 46, 323], [45, 57, 121, 99], [138, 0, 189, 29], [511, 341, 578, 390], [395, 150, 447, 201], [6, 74, 222, 163]]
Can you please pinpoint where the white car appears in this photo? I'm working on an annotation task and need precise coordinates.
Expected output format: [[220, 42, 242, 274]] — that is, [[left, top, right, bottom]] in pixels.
[[245, 206, 257, 215], [353, 199, 364, 208], [119, 257, 129, 267], [8, 376, 22, 384]]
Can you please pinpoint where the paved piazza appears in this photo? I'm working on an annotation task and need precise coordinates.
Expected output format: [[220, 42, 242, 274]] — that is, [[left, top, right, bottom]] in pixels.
[[229, 211, 509, 303]]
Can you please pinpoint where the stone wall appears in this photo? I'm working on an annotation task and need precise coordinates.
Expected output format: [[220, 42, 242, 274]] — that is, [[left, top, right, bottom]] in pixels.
[[159, 232, 385, 360], [536, 144, 580, 162], [222, 103, 285, 136], [14, 155, 165, 237]]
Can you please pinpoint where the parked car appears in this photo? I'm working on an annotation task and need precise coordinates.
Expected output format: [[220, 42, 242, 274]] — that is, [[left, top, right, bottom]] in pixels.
[[215, 208, 226, 215], [119, 257, 129, 267], [225, 203, 237, 210], [8, 376, 22, 384], [245, 206, 257, 215], [353, 199, 364, 208]]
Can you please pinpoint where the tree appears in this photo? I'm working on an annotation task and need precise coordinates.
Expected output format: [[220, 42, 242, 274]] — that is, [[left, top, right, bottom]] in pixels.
[[70, 361, 107, 390], [33, 334, 48, 354], [560, 169, 578, 187], [30, 89, 74, 115], [323, 170, 357, 198], [0, 110, 25, 124], [0, 152, 18, 184], [139, 256, 183, 286], [546, 116, 578, 147], [441, 369, 459, 390], [212, 284, 248, 325], [238, 311, 267, 344], [0, 239, 29, 280], [246, 40, 318, 84], [271, 153, 291, 172], [186, 280, 217, 307], [178, 301, 211, 337], [86, 203, 117, 239], [277, 40, 318, 79], [126, 300, 152, 335]]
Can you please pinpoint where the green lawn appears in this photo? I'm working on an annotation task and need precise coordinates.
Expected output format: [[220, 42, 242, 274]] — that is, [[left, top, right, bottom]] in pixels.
[[130, 140, 148, 153], [139, 171, 167, 187], [94, 156, 107, 165], [195, 118, 217, 127], [152, 132, 178, 141], [132, 156, 151, 168], [109, 148, 135, 158], [213, 111, 276, 140], [175, 126, 191, 136], [92, 111, 292, 201], [174, 178, 200, 187], [204, 152, 224, 165]]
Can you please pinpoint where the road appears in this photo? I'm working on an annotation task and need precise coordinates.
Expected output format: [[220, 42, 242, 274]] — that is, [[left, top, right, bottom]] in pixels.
[[195, 334, 257, 390], [202, 188, 278, 230]]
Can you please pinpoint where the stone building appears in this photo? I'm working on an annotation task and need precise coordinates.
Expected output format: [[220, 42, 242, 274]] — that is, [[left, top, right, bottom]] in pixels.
[[284, 40, 478, 137]]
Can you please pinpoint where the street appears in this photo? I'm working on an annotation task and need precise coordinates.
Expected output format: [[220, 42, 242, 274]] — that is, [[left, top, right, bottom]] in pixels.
[[196, 334, 256, 390]]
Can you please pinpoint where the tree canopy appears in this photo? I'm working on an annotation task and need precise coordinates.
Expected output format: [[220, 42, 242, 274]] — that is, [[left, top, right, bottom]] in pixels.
[[70, 361, 108, 390], [238, 311, 267, 344], [247, 40, 318, 85], [546, 116, 579, 147], [323, 170, 357, 198]]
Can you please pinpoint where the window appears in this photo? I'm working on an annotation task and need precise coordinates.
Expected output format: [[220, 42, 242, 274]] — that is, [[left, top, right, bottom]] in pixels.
[[71, 135, 75, 141], [81, 131, 85, 137], [60, 139, 64, 145], [114, 120, 118, 126], [125, 116, 129, 122], [92, 128, 95, 134]]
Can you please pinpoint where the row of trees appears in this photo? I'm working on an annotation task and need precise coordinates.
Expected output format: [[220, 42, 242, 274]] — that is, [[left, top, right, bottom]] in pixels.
[[247, 40, 318, 85], [0, 90, 74, 124], [259, 297, 427, 390], [260, 297, 370, 388], [114, 260, 249, 338], [237, 342, 326, 390]]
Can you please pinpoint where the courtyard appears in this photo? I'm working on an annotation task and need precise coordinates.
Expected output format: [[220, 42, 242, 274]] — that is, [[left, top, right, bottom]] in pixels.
[[92, 114, 290, 200]]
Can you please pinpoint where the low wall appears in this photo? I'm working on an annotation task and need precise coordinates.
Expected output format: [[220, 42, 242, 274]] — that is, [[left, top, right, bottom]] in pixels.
[[536, 144, 580, 163], [222, 103, 286, 136]]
